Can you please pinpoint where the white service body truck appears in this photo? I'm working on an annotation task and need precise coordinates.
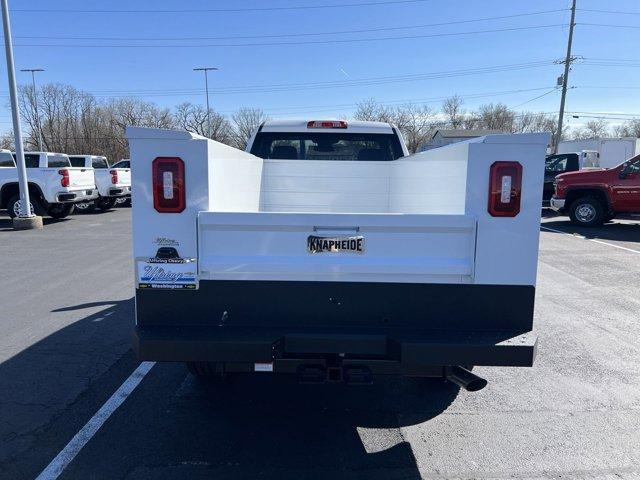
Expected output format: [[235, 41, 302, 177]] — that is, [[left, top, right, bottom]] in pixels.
[[0, 149, 97, 218], [68, 155, 131, 212], [128, 121, 548, 390]]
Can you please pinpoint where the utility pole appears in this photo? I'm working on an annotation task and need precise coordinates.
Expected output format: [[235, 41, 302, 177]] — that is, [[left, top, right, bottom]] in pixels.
[[193, 67, 218, 139], [20, 68, 44, 151], [1, 0, 42, 229], [555, 0, 577, 153]]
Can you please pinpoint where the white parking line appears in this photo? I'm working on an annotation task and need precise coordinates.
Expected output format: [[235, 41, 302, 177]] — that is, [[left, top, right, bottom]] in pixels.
[[35, 361, 155, 480], [541, 225, 640, 254]]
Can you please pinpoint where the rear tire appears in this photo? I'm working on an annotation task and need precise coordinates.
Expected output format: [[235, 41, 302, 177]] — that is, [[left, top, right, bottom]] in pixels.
[[74, 201, 95, 213], [96, 197, 117, 211], [46, 203, 75, 219], [6, 194, 45, 218], [569, 196, 604, 227]]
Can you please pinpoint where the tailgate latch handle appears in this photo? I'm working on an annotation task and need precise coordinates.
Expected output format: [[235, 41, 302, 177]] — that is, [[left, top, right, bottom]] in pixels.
[[155, 247, 180, 259]]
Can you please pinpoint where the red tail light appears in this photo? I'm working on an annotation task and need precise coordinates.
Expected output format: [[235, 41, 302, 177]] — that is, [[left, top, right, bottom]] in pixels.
[[488, 161, 522, 217], [58, 169, 70, 187], [307, 120, 348, 129], [110, 169, 118, 184], [152, 157, 185, 213]]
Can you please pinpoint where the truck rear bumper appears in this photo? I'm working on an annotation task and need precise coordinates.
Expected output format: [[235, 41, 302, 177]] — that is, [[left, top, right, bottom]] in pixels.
[[133, 325, 537, 372], [107, 186, 131, 197], [56, 188, 98, 203]]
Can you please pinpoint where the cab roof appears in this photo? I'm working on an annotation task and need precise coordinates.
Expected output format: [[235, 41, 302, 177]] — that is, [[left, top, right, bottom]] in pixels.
[[260, 119, 395, 134]]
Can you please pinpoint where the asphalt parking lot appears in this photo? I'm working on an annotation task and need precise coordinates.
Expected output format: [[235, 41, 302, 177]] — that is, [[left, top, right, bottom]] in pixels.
[[1, 208, 639, 480]]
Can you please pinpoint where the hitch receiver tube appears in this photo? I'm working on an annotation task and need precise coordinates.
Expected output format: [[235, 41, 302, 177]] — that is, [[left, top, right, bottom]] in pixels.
[[446, 366, 487, 392]]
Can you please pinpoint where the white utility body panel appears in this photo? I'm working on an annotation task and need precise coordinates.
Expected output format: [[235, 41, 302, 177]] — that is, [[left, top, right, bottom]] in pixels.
[[128, 127, 548, 287]]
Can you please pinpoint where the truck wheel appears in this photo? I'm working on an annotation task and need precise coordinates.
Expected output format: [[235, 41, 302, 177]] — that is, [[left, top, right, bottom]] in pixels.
[[47, 203, 75, 219], [74, 201, 95, 213], [96, 197, 117, 211], [6, 194, 45, 218], [569, 197, 604, 227]]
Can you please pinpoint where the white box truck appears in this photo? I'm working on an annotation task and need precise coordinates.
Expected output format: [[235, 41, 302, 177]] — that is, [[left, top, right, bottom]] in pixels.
[[127, 121, 548, 391], [558, 137, 640, 168]]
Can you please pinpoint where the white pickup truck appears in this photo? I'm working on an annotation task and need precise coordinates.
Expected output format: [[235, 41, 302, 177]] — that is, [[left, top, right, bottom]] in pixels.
[[0, 149, 97, 218], [68, 155, 131, 212], [127, 120, 548, 391]]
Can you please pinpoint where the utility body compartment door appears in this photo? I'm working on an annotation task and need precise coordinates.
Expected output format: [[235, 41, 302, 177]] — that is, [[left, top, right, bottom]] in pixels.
[[197, 212, 476, 284]]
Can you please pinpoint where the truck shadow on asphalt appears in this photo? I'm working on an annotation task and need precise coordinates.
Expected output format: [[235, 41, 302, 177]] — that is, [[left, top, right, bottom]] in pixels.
[[97, 364, 461, 479], [542, 215, 640, 244], [0, 298, 136, 479], [0, 297, 461, 479]]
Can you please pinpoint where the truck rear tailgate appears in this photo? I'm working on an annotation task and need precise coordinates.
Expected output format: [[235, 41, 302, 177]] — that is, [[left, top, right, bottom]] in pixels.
[[114, 168, 131, 186], [65, 167, 95, 188], [197, 212, 476, 284]]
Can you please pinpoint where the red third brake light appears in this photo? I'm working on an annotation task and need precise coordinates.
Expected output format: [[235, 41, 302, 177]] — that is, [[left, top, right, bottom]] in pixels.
[[110, 169, 118, 184], [488, 161, 522, 217], [152, 157, 185, 213], [58, 169, 70, 187], [307, 120, 348, 129]]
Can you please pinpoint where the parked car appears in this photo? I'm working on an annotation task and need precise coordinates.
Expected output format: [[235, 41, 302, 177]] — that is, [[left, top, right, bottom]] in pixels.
[[127, 121, 549, 391], [0, 149, 97, 219], [543, 151, 600, 204], [550, 154, 640, 226], [69, 155, 131, 212]]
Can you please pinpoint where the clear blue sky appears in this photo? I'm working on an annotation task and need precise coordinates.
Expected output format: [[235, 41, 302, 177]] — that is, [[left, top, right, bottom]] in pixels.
[[0, 0, 639, 131]]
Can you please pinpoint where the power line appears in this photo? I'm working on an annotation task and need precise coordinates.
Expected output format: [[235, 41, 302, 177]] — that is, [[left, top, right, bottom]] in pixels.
[[509, 88, 558, 109], [10, 0, 433, 14], [13, 9, 569, 41], [6, 24, 566, 48], [577, 8, 640, 16], [0, 61, 552, 99], [100, 62, 558, 96], [580, 22, 640, 29]]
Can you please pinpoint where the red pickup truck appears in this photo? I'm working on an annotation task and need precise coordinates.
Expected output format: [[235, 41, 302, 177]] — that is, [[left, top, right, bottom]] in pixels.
[[550, 154, 640, 226]]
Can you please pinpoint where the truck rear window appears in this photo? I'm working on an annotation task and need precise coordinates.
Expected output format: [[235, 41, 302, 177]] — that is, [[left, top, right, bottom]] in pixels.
[[0, 152, 15, 167], [250, 132, 404, 161], [47, 155, 71, 168], [69, 156, 85, 167]]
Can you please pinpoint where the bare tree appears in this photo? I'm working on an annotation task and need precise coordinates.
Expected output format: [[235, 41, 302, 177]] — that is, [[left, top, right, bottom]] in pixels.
[[442, 95, 464, 129], [613, 118, 640, 137], [572, 119, 609, 139], [0, 131, 13, 150], [466, 103, 515, 131], [173, 102, 231, 143], [354, 99, 435, 152], [230, 108, 268, 149]]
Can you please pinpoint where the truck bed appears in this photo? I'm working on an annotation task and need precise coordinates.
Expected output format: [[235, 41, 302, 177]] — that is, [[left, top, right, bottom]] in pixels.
[[127, 127, 548, 377]]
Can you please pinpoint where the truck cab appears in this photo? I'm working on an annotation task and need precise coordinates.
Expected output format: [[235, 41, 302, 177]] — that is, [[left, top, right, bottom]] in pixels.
[[127, 122, 548, 391], [550, 154, 640, 226], [69, 155, 131, 212], [543, 151, 599, 204], [247, 120, 409, 160]]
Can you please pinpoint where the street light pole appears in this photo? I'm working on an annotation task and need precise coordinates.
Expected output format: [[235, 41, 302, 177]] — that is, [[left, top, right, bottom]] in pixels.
[[20, 68, 44, 151], [1, 0, 42, 229], [193, 67, 218, 139]]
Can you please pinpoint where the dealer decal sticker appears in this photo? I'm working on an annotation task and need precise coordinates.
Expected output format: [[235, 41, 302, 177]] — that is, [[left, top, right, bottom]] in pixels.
[[136, 257, 198, 290]]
